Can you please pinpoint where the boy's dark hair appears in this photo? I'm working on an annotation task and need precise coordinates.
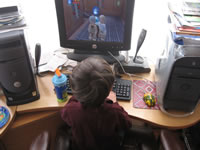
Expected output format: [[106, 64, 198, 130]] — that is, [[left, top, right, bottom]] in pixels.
[[70, 56, 114, 108]]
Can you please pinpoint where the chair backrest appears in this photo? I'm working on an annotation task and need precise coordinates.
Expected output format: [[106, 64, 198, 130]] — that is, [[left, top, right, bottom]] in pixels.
[[30, 131, 50, 150], [122, 126, 158, 150], [54, 125, 72, 150]]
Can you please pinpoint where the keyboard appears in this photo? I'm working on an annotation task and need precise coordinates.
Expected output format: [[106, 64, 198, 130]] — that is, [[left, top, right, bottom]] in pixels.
[[112, 78, 132, 101], [65, 75, 72, 94], [64, 74, 132, 101]]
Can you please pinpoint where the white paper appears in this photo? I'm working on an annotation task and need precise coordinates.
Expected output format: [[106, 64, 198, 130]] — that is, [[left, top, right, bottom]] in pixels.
[[39, 52, 67, 72], [38, 52, 77, 73]]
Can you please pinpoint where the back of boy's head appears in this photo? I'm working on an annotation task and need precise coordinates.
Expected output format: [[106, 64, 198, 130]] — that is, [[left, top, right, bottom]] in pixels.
[[70, 56, 114, 108]]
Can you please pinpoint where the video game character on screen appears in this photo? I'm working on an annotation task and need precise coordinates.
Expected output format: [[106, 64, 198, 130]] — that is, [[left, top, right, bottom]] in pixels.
[[96, 15, 106, 41], [88, 15, 98, 41], [65, 0, 126, 42]]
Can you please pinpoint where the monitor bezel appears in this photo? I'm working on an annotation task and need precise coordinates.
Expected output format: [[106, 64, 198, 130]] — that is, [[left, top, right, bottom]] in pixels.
[[54, 0, 134, 52]]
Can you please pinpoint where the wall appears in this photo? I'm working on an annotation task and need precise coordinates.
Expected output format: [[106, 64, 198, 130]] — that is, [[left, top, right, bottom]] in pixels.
[[131, 0, 168, 63], [3, 0, 168, 63]]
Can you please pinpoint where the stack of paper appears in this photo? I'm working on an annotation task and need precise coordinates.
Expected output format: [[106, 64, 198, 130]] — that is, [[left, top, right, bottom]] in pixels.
[[168, 0, 200, 36], [39, 52, 77, 73], [182, 0, 200, 23], [0, 5, 26, 31]]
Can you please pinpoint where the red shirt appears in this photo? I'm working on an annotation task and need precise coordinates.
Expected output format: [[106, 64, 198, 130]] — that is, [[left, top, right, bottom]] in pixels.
[[61, 96, 132, 150]]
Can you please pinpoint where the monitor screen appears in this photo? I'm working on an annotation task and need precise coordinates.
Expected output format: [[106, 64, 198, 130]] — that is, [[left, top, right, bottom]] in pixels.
[[55, 0, 134, 62]]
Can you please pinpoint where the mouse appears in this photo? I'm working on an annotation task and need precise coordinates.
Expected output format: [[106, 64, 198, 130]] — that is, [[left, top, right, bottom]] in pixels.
[[143, 93, 156, 107]]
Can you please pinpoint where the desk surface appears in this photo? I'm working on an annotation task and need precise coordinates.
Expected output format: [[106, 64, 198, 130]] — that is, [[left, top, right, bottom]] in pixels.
[[1, 69, 200, 137], [17, 70, 200, 129]]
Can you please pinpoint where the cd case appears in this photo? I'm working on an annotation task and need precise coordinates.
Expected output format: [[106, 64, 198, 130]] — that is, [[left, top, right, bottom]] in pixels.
[[0, 106, 10, 128]]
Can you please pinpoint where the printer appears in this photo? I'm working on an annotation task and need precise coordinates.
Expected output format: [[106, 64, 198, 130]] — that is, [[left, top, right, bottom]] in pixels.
[[155, 32, 200, 114], [0, 30, 40, 106]]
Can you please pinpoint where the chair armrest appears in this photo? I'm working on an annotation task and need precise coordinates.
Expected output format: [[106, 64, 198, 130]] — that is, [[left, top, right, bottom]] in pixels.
[[54, 125, 71, 150], [160, 129, 186, 150], [123, 125, 158, 150], [30, 131, 50, 150]]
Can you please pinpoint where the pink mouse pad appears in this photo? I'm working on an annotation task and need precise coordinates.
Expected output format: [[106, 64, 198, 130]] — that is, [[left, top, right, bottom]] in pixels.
[[132, 80, 160, 110]]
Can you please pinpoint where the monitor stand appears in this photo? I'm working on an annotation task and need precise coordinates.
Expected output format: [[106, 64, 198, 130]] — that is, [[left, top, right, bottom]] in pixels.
[[66, 49, 125, 64]]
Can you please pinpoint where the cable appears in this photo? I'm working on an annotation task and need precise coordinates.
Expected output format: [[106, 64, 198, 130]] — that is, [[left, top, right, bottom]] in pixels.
[[108, 51, 153, 93], [108, 51, 153, 82]]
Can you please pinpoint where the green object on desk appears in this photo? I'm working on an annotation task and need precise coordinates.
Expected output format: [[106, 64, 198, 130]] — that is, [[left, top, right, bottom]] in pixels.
[[143, 93, 156, 107]]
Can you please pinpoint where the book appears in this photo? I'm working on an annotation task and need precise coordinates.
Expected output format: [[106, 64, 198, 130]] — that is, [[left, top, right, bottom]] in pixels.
[[0, 5, 26, 31], [168, 1, 200, 36]]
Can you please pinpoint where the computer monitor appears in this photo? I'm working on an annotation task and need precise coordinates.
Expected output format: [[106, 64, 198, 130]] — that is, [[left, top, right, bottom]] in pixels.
[[54, 0, 134, 63]]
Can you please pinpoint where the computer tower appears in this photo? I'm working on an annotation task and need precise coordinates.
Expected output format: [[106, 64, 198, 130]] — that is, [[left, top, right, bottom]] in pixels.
[[155, 33, 200, 113], [0, 30, 40, 106]]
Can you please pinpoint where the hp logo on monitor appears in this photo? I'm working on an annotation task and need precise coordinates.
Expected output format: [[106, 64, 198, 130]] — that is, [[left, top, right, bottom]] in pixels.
[[92, 44, 97, 49]]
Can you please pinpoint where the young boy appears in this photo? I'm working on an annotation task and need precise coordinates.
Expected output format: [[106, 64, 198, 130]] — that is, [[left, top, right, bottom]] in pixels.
[[61, 56, 132, 150]]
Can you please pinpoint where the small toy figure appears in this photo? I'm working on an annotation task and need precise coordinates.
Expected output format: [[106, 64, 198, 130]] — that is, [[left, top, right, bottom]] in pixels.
[[97, 15, 106, 41], [143, 93, 156, 107], [88, 15, 98, 41]]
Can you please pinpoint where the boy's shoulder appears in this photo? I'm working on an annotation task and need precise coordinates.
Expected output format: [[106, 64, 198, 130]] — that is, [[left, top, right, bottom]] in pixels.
[[104, 99, 126, 112], [65, 97, 126, 113], [67, 96, 80, 104]]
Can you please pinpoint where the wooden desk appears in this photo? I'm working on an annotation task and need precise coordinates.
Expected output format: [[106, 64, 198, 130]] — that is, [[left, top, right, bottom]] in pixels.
[[16, 70, 200, 129], [1, 68, 200, 138]]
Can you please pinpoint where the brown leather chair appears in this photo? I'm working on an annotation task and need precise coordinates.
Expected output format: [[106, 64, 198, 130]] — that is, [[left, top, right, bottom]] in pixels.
[[53, 125, 159, 150], [30, 125, 158, 150]]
